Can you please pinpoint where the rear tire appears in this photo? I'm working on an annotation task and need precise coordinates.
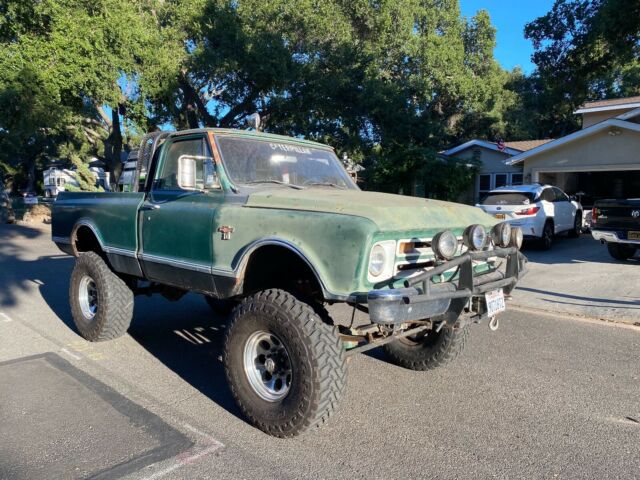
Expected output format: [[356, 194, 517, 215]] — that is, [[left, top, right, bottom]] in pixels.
[[223, 289, 347, 437], [69, 252, 134, 341], [540, 221, 554, 250], [383, 322, 469, 371], [607, 243, 636, 261], [568, 212, 582, 238]]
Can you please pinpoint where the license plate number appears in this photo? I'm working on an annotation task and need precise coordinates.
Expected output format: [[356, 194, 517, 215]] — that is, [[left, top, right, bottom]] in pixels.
[[628, 231, 640, 240], [485, 289, 506, 317], [494, 214, 505, 219]]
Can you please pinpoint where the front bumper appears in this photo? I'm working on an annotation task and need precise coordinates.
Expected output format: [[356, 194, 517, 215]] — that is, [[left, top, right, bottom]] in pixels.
[[367, 247, 527, 325]]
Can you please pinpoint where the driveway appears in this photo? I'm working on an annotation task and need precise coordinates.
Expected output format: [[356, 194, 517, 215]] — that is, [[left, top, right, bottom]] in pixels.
[[512, 234, 640, 324]]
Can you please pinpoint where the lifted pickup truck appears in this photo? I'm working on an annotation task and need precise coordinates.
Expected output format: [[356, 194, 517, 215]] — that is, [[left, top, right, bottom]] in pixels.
[[52, 128, 527, 437], [592, 199, 640, 260]]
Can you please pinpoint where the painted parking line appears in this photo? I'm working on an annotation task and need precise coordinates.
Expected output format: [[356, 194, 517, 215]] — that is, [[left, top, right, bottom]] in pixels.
[[140, 423, 224, 480], [59, 348, 82, 361], [0, 312, 13, 323]]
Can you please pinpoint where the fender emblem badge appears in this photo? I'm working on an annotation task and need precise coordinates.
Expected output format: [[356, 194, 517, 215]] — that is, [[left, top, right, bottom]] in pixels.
[[217, 226, 235, 240]]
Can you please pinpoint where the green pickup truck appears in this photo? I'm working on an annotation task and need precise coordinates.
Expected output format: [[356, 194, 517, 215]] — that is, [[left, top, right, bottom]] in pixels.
[[52, 128, 527, 437]]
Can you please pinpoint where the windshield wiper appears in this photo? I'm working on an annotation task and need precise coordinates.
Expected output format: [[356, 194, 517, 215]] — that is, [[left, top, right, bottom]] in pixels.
[[244, 180, 303, 190], [304, 182, 346, 189]]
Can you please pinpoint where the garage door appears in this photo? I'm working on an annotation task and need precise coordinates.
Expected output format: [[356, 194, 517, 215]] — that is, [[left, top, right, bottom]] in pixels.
[[535, 169, 640, 207]]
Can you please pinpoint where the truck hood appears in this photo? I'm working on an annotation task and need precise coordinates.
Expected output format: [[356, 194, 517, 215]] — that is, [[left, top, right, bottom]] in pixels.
[[245, 188, 496, 233]]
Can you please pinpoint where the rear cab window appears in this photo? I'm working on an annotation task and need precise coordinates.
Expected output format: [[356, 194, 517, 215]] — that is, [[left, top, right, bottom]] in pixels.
[[481, 192, 535, 206]]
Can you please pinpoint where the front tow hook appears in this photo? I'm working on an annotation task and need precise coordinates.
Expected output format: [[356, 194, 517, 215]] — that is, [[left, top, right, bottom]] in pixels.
[[488, 316, 499, 331]]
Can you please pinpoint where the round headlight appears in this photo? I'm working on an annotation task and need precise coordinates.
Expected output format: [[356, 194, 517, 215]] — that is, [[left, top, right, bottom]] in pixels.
[[463, 224, 487, 251], [492, 222, 512, 248], [432, 230, 458, 260], [510, 226, 524, 250], [368, 244, 386, 277]]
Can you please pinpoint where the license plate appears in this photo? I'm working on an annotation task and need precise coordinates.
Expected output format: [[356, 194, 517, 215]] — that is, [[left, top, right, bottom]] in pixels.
[[485, 289, 506, 317], [629, 231, 640, 240], [494, 214, 505, 220]]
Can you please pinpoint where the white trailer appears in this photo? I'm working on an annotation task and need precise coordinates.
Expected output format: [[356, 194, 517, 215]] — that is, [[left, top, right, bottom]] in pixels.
[[43, 166, 111, 198]]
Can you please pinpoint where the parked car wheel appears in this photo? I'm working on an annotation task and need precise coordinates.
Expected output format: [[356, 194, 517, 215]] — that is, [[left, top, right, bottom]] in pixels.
[[69, 252, 134, 341], [568, 212, 582, 238], [383, 321, 469, 371], [223, 289, 347, 437], [204, 295, 238, 316], [606, 243, 637, 261], [540, 221, 554, 250]]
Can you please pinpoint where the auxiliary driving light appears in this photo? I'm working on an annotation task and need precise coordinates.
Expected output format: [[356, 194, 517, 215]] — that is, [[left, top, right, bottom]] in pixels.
[[463, 224, 487, 251], [510, 226, 524, 250], [431, 230, 458, 260], [492, 222, 512, 248]]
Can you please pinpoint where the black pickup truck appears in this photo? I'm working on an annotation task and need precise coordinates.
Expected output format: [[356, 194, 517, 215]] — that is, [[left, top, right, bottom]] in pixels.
[[591, 199, 640, 260]]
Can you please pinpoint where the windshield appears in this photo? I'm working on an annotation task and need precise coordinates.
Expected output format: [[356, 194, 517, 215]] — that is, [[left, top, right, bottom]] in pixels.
[[481, 192, 536, 205], [216, 136, 357, 189]]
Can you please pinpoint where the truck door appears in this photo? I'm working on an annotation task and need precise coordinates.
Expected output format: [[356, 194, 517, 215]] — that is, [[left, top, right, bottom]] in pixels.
[[139, 134, 222, 293]]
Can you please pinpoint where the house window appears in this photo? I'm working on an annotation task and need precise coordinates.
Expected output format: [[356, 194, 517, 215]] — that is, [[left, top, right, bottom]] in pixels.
[[510, 173, 523, 185], [478, 174, 492, 200], [495, 173, 508, 188]]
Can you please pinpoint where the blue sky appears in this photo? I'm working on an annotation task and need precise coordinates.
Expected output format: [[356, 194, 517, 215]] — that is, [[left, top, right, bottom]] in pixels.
[[459, 0, 555, 73]]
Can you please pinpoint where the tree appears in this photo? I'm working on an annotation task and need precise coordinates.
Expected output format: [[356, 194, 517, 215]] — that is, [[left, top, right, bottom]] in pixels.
[[524, 0, 640, 134]]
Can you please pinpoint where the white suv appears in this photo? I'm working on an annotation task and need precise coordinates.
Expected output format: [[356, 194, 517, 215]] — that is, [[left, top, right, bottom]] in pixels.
[[477, 184, 583, 250]]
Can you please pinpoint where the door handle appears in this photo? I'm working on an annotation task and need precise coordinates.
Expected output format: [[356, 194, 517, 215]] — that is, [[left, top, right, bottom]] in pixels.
[[140, 204, 160, 211]]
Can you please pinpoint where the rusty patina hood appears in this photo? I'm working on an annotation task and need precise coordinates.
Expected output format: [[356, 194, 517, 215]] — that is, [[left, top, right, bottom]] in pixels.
[[245, 188, 496, 233]]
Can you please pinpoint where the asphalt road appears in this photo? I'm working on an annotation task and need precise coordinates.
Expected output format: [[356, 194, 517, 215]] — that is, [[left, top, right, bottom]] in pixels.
[[1, 222, 639, 479]]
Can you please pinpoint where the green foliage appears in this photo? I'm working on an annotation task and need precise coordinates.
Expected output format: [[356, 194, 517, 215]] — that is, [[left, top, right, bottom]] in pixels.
[[64, 156, 104, 192], [524, 0, 640, 135]]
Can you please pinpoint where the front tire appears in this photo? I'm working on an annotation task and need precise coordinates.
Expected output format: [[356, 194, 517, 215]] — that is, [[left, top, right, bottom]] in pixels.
[[607, 243, 636, 261], [223, 289, 347, 437], [69, 252, 134, 341], [383, 322, 469, 371]]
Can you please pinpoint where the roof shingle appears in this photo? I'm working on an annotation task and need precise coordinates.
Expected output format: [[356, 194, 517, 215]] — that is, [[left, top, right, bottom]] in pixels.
[[578, 96, 640, 110], [504, 139, 554, 152]]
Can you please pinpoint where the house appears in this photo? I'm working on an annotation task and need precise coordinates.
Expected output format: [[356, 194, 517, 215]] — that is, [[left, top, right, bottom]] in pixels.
[[442, 139, 552, 203], [506, 96, 640, 207]]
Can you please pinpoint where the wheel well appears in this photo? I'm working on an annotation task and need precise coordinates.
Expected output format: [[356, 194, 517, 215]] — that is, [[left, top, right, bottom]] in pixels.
[[73, 225, 103, 256], [241, 245, 324, 300]]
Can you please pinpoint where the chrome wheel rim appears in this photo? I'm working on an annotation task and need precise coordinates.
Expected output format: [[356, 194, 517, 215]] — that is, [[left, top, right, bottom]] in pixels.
[[78, 275, 98, 320], [243, 330, 292, 402]]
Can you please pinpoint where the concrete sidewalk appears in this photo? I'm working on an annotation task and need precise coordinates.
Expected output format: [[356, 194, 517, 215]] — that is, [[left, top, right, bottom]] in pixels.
[[511, 234, 640, 325]]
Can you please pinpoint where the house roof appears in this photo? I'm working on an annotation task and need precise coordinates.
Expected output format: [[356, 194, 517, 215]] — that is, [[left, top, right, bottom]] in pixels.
[[507, 117, 640, 165], [504, 139, 554, 151], [442, 139, 522, 157], [574, 96, 640, 114], [442, 138, 553, 157]]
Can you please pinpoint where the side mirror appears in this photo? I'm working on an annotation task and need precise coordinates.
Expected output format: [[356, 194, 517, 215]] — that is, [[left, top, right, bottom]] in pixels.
[[204, 158, 221, 189], [178, 156, 197, 190], [569, 195, 577, 201]]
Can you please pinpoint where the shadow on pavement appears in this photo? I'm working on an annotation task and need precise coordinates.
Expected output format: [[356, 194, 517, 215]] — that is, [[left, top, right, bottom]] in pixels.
[[0, 223, 243, 422], [516, 286, 640, 309], [522, 234, 639, 266], [127, 294, 243, 420], [0, 224, 75, 332]]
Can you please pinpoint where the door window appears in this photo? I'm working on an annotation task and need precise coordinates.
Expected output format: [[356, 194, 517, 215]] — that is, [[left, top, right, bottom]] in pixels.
[[553, 187, 569, 202], [154, 137, 211, 191], [541, 188, 555, 202]]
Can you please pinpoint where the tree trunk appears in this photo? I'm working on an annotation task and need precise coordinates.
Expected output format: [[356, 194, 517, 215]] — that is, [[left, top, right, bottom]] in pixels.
[[104, 106, 123, 185]]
